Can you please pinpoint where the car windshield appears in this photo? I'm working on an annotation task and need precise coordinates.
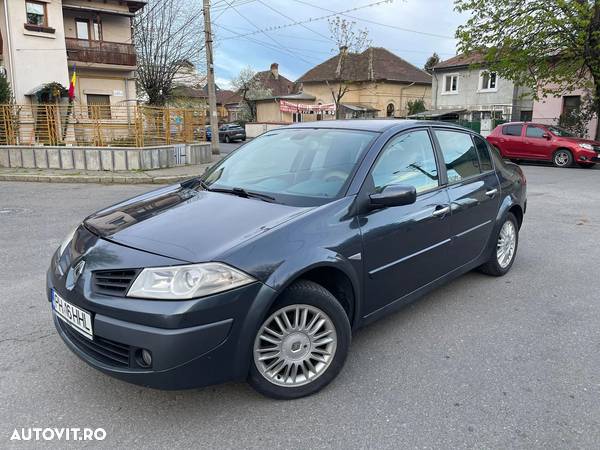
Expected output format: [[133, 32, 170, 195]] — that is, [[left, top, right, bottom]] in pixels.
[[202, 128, 376, 206], [547, 126, 575, 137]]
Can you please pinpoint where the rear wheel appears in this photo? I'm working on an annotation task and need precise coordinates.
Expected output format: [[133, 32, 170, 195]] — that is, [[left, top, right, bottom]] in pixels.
[[553, 149, 573, 167], [249, 280, 351, 399], [225, 135, 231, 143], [479, 212, 519, 277]]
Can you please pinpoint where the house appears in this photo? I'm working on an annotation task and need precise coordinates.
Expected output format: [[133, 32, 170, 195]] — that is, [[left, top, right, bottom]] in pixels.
[[301, 47, 431, 119], [169, 84, 236, 122], [0, 0, 145, 106], [427, 52, 533, 135], [532, 85, 598, 139]]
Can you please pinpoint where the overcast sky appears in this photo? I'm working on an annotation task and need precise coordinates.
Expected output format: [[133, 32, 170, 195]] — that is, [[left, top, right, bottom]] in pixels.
[[209, 0, 468, 89]]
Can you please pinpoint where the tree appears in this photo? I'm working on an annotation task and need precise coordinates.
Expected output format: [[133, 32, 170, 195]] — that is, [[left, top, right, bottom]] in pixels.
[[231, 67, 272, 122], [0, 74, 13, 104], [327, 17, 371, 119], [407, 99, 426, 116], [424, 53, 440, 73], [134, 0, 205, 105], [455, 0, 600, 139]]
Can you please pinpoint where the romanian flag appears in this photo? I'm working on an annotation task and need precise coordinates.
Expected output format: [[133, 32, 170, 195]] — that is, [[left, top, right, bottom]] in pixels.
[[68, 65, 77, 100]]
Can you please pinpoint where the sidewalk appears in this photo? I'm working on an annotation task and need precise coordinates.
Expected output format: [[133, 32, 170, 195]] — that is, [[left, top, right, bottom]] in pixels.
[[0, 158, 222, 185]]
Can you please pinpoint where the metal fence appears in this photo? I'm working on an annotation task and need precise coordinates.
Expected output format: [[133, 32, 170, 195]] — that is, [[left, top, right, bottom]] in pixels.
[[0, 104, 207, 147]]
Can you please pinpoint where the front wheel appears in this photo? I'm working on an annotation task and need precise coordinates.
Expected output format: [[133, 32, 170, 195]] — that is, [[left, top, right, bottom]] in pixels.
[[479, 212, 519, 276], [249, 280, 351, 399], [553, 149, 573, 167]]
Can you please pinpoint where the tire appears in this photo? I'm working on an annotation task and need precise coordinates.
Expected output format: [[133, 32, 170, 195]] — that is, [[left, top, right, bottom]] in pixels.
[[224, 135, 231, 143], [553, 149, 573, 168], [248, 280, 351, 400], [242, 137, 246, 141], [479, 212, 519, 277], [577, 162, 595, 169]]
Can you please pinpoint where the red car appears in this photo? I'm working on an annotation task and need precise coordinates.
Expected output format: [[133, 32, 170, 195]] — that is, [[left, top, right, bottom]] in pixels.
[[486, 122, 600, 168]]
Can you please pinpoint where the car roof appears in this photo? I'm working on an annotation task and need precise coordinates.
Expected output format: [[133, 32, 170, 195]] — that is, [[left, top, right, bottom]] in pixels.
[[284, 119, 473, 133], [500, 121, 549, 127]]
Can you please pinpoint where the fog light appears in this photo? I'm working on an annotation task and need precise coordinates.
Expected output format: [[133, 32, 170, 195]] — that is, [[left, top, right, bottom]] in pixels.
[[580, 156, 587, 161], [141, 349, 152, 367]]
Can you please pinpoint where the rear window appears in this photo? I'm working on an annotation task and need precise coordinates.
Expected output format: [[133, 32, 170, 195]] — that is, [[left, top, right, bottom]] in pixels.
[[502, 124, 523, 136], [473, 135, 493, 171]]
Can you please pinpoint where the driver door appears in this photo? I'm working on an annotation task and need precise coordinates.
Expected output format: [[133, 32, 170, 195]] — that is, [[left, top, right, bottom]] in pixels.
[[359, 128, 453, 315]]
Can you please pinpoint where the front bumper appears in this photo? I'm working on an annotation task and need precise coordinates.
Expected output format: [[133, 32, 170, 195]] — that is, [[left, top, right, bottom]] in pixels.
[[47, 233, 278, 390]]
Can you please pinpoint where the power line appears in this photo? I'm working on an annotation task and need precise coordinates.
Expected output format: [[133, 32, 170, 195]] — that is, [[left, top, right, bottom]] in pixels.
[[218, 0, 316, 64], [218, 0, 392, 41], [255, 0, 332, 42], [291, 0, 455, 40]]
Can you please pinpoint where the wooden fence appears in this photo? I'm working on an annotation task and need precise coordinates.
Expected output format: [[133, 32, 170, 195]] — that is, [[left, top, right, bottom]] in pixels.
[[0, 104, 207, 147]]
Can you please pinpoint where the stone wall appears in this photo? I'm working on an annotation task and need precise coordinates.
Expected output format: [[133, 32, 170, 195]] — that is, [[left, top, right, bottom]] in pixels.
[[0, 143, 211, 171]]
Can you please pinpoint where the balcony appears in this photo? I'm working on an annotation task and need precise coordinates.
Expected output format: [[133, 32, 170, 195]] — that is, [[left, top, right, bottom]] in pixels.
[[65, 38, 136, 67]]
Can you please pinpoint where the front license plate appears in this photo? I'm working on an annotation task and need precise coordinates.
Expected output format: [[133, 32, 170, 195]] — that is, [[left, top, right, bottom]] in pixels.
[[52, 290, 93, 340]]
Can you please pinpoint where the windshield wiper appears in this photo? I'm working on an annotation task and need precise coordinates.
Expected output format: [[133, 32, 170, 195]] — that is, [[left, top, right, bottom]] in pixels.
[[208, 186, 276, 202]]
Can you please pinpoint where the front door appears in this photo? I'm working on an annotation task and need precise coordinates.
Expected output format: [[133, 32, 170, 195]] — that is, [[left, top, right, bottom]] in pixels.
[[524, 124, 553, 159], [433, 129, 501, 267], [359, 129, 453, 315]]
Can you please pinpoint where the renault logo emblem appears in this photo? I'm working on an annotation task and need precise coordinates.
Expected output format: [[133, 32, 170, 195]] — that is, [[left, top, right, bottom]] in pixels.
[[72, 260, 86, 282]]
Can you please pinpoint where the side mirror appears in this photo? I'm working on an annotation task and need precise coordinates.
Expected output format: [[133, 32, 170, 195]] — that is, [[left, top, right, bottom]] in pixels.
[[542, 133, 551, 140], [369, 184, 417, 208]]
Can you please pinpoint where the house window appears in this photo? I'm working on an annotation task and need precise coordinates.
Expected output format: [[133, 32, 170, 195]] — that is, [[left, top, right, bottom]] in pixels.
[[87, 94, 112, 119], [93, 20, 102, 40], [26, 1, 46, 26], [562, 96, 581, 118], [443, 74, 458, 93], [479, 71, 498, 91], [292, 112, 302, 123], [76, 19, 89, 39], [520, 110, 533, 122], [386, 103, 395, 117]]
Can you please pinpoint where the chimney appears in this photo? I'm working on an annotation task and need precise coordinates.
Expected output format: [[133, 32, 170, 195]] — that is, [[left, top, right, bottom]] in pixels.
[[339, 45, 348, 56], [270, 63, 279, 80]]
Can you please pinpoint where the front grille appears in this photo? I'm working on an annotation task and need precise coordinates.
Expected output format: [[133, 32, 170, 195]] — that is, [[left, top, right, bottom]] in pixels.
[[58, 319, 131, 368], [92, 269, 139, 297], [593, 145, 600, 153]]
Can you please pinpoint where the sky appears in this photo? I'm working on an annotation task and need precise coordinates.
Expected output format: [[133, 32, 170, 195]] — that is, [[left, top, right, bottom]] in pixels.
[[209, 0, 469, 89]]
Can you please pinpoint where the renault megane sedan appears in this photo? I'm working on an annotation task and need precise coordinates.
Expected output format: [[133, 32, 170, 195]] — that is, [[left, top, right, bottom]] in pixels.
[[48, 120, 527, 399]]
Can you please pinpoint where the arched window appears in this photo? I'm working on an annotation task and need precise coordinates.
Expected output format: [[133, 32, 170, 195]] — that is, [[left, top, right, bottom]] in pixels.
[[386, 103, 395, 117]]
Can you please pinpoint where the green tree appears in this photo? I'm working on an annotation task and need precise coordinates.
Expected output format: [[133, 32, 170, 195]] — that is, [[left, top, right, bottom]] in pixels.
[[424, 53, 440, 73], [0, 74, 13, 104], [407, 99, 426, 116], [231, 66, 272, 122], [455, 0, 600, 139]]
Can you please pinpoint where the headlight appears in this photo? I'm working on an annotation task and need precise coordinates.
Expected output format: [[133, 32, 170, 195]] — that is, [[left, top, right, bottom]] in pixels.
[[579, 143, 594, 151], [127, 262, 255, 299], [58, 226, 79, 258]]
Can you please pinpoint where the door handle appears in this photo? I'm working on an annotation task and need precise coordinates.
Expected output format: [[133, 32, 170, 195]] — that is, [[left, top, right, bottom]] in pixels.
[[485, 188, 498, 197], [432, 205, 450, 217]]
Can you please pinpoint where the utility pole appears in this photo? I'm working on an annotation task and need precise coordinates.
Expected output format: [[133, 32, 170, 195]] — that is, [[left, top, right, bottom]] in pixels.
[[203, 0, 220, 154]]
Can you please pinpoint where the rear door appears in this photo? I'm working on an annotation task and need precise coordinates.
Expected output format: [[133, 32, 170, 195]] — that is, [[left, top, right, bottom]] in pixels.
[[433, 129, 501, 268], [359, 128, 453, 314], [497, 124, 524, 157]]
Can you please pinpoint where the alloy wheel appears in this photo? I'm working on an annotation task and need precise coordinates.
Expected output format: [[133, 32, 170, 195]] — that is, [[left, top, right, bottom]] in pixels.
[[497, 220, 516, 268], [253, 304, 337, 388], [554, 151, 570, 167]]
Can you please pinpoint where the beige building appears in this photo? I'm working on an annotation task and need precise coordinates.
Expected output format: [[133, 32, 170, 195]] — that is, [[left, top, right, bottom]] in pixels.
[[255, 47, 432, 123], [0, 0, 145, 106]]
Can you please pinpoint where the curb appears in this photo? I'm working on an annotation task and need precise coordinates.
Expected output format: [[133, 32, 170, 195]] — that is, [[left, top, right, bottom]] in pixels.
[[0, 173, 193, 185]]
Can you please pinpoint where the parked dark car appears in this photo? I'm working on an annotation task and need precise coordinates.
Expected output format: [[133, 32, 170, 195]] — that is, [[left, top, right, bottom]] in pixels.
[[48, 120, 526, 399], [487, 122, 600, 168], [219, 123, 246, 143]]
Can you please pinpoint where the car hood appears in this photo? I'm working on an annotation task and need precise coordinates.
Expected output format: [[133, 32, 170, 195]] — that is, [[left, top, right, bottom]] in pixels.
[[84, 184, 310, 262], [559, 136, 600, 146]]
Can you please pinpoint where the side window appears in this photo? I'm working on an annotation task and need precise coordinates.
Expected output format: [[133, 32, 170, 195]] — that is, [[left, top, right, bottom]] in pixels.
[[371, 130, 439, 194], [502, 124, 522, 136], [473, 135, 493, 171], [526, 125, 546, 138], [434, 130, 480, 182]]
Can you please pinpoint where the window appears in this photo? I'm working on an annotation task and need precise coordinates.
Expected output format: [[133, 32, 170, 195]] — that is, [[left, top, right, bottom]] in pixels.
[[87, 94, 111, 119], [371, 130, 439, 194], [435, 130, 480, 182], [75, 19, 89, 39], [93, 20, 102, 40], [443, 74, 458, 93], [562, 95, 581, 118], [473, 135, 493, 171], [479, 71, 497, 91], [502, 124, 523, 136], [386, 103, 395, 117], [525, 125, 547, 139], [292, 112, 302, 123], [26, 1, 46, 26], [520, 110, 533, 122]]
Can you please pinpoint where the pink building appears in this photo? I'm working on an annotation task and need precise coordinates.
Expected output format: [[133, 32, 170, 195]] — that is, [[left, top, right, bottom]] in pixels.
[[532, 87, 598, 139]]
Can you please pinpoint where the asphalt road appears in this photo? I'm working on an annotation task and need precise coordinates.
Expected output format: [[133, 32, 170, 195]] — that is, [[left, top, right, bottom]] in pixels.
[[1, 164, 599, 449]]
